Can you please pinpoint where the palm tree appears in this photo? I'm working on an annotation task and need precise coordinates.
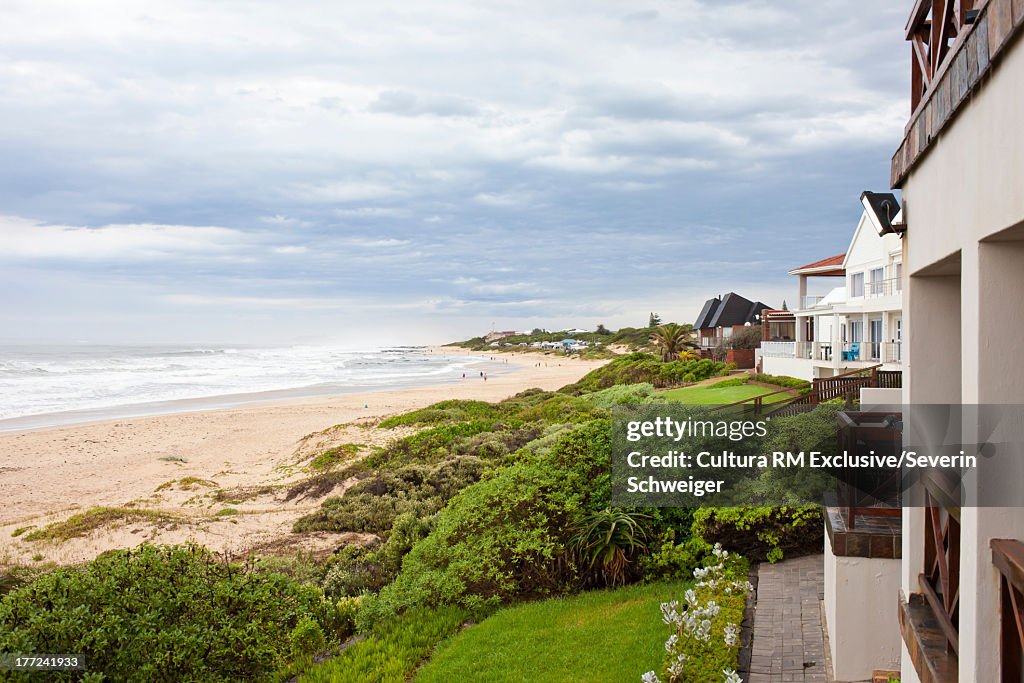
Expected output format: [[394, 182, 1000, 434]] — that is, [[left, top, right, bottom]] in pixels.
[[650, 323, 692, 362]]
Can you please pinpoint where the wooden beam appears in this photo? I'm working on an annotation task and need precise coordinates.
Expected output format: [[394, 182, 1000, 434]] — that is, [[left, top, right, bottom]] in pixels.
[[936, 0, 957, 69], [907, 0, 935, 37], [919, 572, 961, 654]]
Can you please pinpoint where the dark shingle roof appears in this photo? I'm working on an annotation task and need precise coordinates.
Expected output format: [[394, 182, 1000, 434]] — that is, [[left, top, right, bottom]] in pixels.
[[693, 297, 720, 329], [695, 293, 771, 329]]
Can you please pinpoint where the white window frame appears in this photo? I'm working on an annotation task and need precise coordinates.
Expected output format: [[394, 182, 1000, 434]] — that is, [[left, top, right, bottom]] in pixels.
[[849, 272, 864, 298]]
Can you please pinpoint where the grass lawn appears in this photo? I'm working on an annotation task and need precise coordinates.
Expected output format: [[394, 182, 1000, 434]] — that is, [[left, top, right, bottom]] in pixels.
[[415, 581, 684, 683], [661, 381, 791, 405]]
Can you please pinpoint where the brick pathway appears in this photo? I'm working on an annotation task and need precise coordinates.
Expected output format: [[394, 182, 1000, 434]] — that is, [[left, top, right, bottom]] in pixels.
[[748, 554, 828, 683]]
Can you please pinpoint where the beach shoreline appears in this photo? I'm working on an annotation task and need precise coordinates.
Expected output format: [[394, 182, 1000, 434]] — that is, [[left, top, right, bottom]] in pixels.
[[0, 347, 606, 567]]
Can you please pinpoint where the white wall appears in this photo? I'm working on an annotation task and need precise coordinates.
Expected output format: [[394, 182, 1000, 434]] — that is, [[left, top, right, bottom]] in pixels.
[[824, 533, 902, 681], [860, 387, 901, 407], [760, 356, 814, 381], [901, 25, 1024, 683]]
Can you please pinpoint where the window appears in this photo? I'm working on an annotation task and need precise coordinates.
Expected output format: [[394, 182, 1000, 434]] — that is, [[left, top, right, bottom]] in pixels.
[[849, 272, 864, 297], [894, 262, 903, 291], [870, 267, 884, 296], [849, 320, 863, 343], [869, 319, 882, 360]]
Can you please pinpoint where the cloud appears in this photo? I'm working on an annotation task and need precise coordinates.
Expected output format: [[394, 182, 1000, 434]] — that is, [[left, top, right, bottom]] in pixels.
[[369, 90, 480, 117], [0, 0, 910, 343], [473, 191, 537, 207], [0, 215, 248, 261], [622, 10, 659, 23]]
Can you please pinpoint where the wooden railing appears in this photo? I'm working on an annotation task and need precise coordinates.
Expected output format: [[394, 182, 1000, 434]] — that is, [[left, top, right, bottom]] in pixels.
[[708, 365, 903, 420], [877, 369, 903, 388], [920, 474, 961, 656], [906, 0, 977, 111], [766, 366, 887, 418], [992, 539, 1024, 681]]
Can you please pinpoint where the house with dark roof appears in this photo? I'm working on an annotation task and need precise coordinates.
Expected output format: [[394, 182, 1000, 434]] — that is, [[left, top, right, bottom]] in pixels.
[[693, 292, 771, 350]]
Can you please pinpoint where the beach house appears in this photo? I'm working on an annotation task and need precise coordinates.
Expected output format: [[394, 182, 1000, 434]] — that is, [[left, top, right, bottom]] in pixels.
[[837, 1, 1024, 681], [693, 293, 770, 352], [760, 200, 904, 382]]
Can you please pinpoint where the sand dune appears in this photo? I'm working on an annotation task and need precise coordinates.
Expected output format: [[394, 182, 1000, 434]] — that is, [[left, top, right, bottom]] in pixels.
[[0, 349, 605, 567]]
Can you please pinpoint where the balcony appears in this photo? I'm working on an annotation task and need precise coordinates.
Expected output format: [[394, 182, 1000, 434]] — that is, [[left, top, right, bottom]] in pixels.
[[761, 341, 796, 358], [802, 295, 826, 308], [992, 539, 1024, 681], [883, 341, 903, 365], [865, 278, 903, 299], [892, 0, 1023, 187]]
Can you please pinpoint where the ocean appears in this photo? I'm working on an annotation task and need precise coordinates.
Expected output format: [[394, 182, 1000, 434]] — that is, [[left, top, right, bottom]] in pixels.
[[0, 344, 498, 431]]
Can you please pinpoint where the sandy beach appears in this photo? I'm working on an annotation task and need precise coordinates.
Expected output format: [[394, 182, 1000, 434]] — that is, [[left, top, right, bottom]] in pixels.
[[0, 348, 606, 567]]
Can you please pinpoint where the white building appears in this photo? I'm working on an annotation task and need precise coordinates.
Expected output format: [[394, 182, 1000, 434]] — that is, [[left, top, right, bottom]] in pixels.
[[798, 2, 1024, 682], [761, 204, 904, 382]]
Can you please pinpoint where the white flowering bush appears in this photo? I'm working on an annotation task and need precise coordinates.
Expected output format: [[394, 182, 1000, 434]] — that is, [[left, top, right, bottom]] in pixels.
[[642, 544, 752, 683]]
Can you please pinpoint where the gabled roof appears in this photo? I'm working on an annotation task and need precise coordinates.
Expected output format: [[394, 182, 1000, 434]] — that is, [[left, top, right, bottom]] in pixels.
[[693, 297, 720, 330], [695, 293, 770, 329], [789, 254, 846, 277]]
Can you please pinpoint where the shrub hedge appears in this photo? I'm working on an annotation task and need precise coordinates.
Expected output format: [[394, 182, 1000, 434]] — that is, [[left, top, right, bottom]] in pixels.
[[0, 545, 348, 682]]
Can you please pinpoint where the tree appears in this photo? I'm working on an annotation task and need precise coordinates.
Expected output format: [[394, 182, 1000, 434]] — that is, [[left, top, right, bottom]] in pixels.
[[530, 328, 545, 336], [650, 323, 692, 362], [595, 323, 611, 335], [728, 325, 763, 350], [648, 312, 662, 328], [781, 300, 788, 311]]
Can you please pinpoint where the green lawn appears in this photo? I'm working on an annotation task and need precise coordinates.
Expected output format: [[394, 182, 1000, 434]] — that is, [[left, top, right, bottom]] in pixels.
[[661, 381, 791, 404], [415, 581, 684, 683]]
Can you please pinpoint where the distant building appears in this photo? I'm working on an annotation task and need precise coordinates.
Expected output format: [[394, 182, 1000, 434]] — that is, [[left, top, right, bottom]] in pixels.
[[693, 293, 770, 350], [759, 204, 903, 382], [484, 330, 518, 342]]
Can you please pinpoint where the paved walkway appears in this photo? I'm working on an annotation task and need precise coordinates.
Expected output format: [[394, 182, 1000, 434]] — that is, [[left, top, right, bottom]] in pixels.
[[748, 554, 828, 683]]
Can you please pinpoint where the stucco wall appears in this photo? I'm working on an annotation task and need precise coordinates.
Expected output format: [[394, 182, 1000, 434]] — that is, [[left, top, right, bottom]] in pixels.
[[900, 24, 1024, 683], [759, 356, 814, 381], [824, 532, 902, 681]]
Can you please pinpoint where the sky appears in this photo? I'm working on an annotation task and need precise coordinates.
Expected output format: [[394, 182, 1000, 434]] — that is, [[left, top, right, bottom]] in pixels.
[[0, 0, 911, 346]]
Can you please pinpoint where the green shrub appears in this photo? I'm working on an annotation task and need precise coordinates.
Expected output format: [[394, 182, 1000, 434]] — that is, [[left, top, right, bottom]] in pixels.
[[649, 546, 748, 682], [748, 373, 810, 389], [692, 506, 823, 563], [290, 617, 327, 658], [0, 544, 348, 682], [639, 528, 712, 582], [377, 400, 498, 429], [293, 456, 489, 535], [365, 420, 500, 468], [309, 443, 362, 471], [582, 383, 666, 409], [356, 420, 614, 630], [705, 376, 750, 388]]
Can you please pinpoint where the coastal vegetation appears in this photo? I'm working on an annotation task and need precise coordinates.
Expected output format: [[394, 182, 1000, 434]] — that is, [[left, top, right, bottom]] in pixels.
[[450, 320, 693, 355], [0, 352, 830, 681]]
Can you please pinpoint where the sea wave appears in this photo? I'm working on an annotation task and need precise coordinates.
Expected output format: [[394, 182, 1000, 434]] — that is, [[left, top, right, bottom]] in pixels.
[[0, 345, 490, 424]]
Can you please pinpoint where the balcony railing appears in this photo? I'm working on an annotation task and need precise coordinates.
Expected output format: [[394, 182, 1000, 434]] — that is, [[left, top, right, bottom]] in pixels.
[[992, 539, 1024, 681], [865, 278, 903, 299], [761, 341, 796, 358], [921, 475, 961, 656], [801, 295, 825, 308], [883, 341, 903, 365]]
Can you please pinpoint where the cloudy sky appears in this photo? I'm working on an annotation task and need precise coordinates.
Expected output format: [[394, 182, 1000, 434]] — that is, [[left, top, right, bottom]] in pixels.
[[0, 0, 909, 346]]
